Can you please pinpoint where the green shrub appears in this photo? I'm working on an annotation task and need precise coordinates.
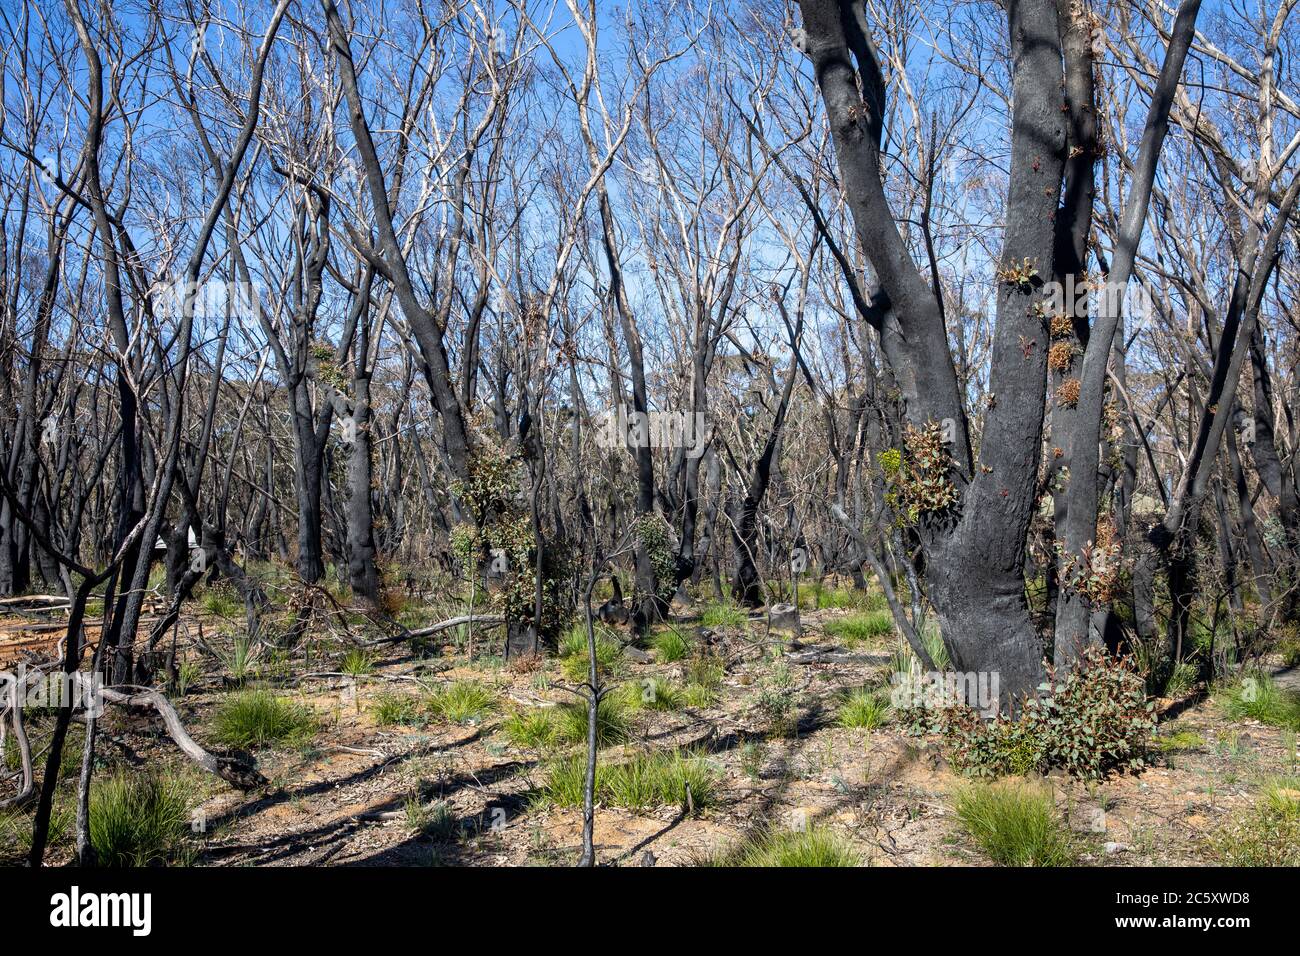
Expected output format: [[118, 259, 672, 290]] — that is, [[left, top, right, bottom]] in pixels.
[[824, 610, 894, 646], [541, 749, 716, 811], [427, 681, 497, 724], [90, 774, 193, 867], [941, 647, 1153, 780], [212, 690, 317, 749], [1218, 671, 1300, 730], [954, 780, 1076, 866], [502, 709, 560, 749], [652, 628, 692, 663], [838, 687, 891, 730], [703, 826, 862, 867]]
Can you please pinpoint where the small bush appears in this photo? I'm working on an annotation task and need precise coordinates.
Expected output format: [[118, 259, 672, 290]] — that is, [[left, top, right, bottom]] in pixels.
[[90, 774, 193, 867], [824, 610, 894, 646], [685, 654, 725, 689], [954, 780, 1076, 866], [703, 826, 862, 867], [427, 681, 497, 724], [681, 682, 718, 708], [1218, 671, 1300, 731], [502, 709, 559, 749], [652, 628, 692, 663], [212, 690, 317, 749], [838, 687, 891, 730], [941, 647, 1154, 780]]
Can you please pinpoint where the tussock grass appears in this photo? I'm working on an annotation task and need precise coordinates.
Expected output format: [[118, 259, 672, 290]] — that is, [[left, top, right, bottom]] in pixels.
[[212, 690, 317, 749], [953, 780, 1076, 866], [701, 826, 862, 867], [837, 687, 891, 730], [1209, 777, 1300, 866], [426, 681, 497, 724], [372, 692, 425, 727], [406, 799, 459, 842], [502, 708, 560, 749], [824, 610, 894, 646], [651, 628, 692, 662], [559, 625, 625, 683], [540, 749, 716, 811], [90, 773, 193, 867], [700, 601, 748, 630], [623, 677, 682, 712], [1217, 671, 1300, 730], [557, 696, 629, 747]]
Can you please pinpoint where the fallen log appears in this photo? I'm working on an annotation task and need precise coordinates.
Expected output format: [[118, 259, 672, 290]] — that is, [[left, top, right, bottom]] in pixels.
[[100, 686, 265, 790]]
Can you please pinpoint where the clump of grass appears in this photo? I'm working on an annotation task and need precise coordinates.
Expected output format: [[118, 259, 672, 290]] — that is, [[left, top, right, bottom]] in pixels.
[[89, 773, 193, 867], [700, 600, 748, 630], [623, 677, 682, 712], [559, 626, 625, 683], [681, 682, 718, 708], [200, 587, 241, 619], [652, 628, 692, 662], [1209, 777, 1300, 866], [809, 583, 859, 610], [1161, 660, 1199, 698], [953, 780, 1076, 866], [824, 610, 894, 646], [341, 647, 375, 677], [1217, 671, 1300, 730], [216, 634, 259, 684], [406, 799, 459, 842], [557, 696, 629, 747], [372, 692, 425, 727], [838, 687, 891, 730], [212, 689, 317, 749], [426, 680, 497, 724], [540, 749, 716, 811], [502, 708, 560, 749], [1155, 730, 1205, 752], [702, 826, 862, 867], [685, 654, 725, 689]]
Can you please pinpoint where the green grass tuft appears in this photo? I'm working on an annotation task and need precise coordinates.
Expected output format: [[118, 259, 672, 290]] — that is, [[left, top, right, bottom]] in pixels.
[[502, 708, 560, 749], [557, 696, 629, 747], [212, 690, 317, 749], [372, 692, 425, 727], [700, 601, 748, 630], [824, 610, 894, 646], [540, 749, 716, 811], [652, 628, 692, 662], [837, 687, 891, 730], [90, 773, 193, 867], [426, 681, 497, 724], [702, 826, 862, 867], [1218, 671, 1300, 730], [954, 780, 1076, 866]]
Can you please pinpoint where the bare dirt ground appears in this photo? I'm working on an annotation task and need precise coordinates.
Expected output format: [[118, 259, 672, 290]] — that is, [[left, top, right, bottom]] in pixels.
[[5, 590, 1297, 868]]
